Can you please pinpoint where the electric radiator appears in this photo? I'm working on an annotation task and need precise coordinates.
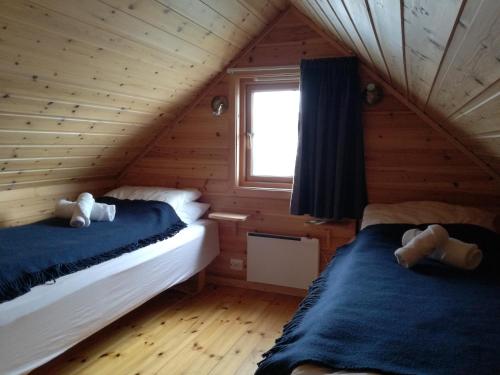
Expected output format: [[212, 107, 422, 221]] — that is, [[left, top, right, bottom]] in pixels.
[[246, 232, 319, 289]]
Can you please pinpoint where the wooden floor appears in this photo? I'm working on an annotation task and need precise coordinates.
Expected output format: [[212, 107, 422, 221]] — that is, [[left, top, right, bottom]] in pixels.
[[31, 285, 301, 375]]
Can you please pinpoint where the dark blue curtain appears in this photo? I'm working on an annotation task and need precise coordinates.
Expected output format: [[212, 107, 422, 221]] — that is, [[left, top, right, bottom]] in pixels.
[[290, 57, 367, 220]]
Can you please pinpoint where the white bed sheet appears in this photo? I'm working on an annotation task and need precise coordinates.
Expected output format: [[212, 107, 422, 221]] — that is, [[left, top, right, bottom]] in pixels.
[[0, 219, 219, 375]]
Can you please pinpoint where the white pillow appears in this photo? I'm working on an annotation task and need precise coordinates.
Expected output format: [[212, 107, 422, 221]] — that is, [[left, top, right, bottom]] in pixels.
[[176, 202, 210, 224], [104, 186, 201, 211], [361, 201, 497, 232]]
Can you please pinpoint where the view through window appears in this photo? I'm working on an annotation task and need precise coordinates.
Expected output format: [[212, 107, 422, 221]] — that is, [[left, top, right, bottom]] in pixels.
[[250, 89, 300, 178], [239, 79, 300, 188]]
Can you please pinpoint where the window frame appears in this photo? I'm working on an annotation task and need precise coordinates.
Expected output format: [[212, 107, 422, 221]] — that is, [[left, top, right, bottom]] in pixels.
[[238, 78, 300, 189]]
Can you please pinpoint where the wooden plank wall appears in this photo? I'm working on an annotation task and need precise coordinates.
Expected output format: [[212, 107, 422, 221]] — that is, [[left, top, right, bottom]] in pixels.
[[122, 9, 500, 284]]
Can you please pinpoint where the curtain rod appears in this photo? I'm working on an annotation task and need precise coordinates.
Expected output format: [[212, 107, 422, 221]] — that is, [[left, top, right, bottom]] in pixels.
[[226, 65, 299, 74]]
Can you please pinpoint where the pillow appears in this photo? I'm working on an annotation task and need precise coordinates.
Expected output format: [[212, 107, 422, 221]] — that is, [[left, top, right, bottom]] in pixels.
[[176, 202, 210, 224], [104, 186, 201, 211], [361, 201, 497, 232]]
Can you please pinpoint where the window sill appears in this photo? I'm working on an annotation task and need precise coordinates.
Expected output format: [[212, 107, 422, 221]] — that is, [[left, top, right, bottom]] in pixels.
[[232, 186, 292, 200]]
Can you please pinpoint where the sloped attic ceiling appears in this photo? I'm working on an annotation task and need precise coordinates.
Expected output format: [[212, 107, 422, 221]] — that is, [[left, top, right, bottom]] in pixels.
[[0, 0, 287, 190], [0, 0, 498, 191], [291, 0, 500, 178]]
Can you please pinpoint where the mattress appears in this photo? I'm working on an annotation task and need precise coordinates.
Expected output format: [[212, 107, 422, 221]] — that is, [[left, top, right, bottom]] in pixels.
[[0, 219, 219, 375]]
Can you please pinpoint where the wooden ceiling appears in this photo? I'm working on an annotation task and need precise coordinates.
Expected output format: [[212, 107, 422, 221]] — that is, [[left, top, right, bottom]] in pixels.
[[292, 0, 500, 178], [0, 0, 286, 190], [0, 0, 498, 191]]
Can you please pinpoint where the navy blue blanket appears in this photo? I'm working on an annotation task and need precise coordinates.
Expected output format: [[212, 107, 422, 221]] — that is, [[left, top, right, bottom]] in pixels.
[[0, 197, 186, 303], [256, 224, 500, 375]]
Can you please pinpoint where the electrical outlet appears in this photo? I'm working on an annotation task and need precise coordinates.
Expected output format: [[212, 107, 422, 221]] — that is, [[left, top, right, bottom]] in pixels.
[[229, 258, 244, 271]]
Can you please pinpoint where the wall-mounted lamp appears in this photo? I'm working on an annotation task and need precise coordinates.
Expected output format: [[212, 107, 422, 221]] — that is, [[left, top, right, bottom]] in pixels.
[[363, 83, 383, 106], [211, 96, 228, 116]]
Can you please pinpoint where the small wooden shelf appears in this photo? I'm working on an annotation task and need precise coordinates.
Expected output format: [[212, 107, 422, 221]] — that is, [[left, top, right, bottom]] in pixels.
[[208, 212, 249, 222], [304, 219, 336, 227]]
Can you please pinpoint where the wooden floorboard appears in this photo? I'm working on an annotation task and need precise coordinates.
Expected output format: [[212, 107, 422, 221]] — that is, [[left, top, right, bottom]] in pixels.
[[30, 285, 301, 375]]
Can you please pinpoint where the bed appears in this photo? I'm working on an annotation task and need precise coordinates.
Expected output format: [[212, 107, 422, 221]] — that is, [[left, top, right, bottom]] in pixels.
[[256, 202, 500, 375], [0, 187, 219, 375]]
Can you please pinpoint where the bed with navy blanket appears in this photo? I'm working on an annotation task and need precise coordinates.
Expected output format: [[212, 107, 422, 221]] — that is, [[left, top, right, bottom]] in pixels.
[[256, 224, 500, 375], [0, 197, 186, 303]]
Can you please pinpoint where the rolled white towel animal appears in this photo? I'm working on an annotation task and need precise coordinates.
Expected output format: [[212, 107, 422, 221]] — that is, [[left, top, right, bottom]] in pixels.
[[90, 202, 116, 221], [55, 199, 116, 222], [70, 193, 95, 228], [394, 224, 449, 268], [402, 229, 483, 270]]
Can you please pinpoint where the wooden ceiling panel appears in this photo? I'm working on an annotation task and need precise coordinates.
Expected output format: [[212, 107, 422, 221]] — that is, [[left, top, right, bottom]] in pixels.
[[0, 70, 175, 113], [238, 0, 282, 20], [38, 0, 225, 70], [0, 114, 158, 138], [341, 0, 390, 81], [0, 94, 164, 124], [0, 145, 141, 160], [0, 0, 281, 190], [366, 0, 407, 95], [427, 0, 500, 116], [403, 0, 463, 108], [154, 0, 252, 48], [6, 1, 208, 82], [102, 0, 241, 60], [0, 23, 193, 102], [291, 0, 345, 42], [318, 0, 374, 64], [201, 0, 267, 36], [450, 80, 500, 137]]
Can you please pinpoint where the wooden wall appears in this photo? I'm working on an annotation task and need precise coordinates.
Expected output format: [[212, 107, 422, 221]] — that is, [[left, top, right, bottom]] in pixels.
[[0, 0, 286, 225], [122, 8, 500, 285]]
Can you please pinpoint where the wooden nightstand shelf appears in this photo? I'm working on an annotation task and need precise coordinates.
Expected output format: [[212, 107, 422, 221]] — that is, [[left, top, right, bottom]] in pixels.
[[208, 212, 249, 234], [208, 212, 249, 222]]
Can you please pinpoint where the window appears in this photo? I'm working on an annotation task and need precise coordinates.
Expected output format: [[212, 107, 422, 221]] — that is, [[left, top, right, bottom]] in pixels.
[[238, 79, 300, 189]]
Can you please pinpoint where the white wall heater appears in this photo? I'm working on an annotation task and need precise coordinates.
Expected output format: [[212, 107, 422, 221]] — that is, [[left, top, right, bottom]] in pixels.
[[247, 232, 319, 290]]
